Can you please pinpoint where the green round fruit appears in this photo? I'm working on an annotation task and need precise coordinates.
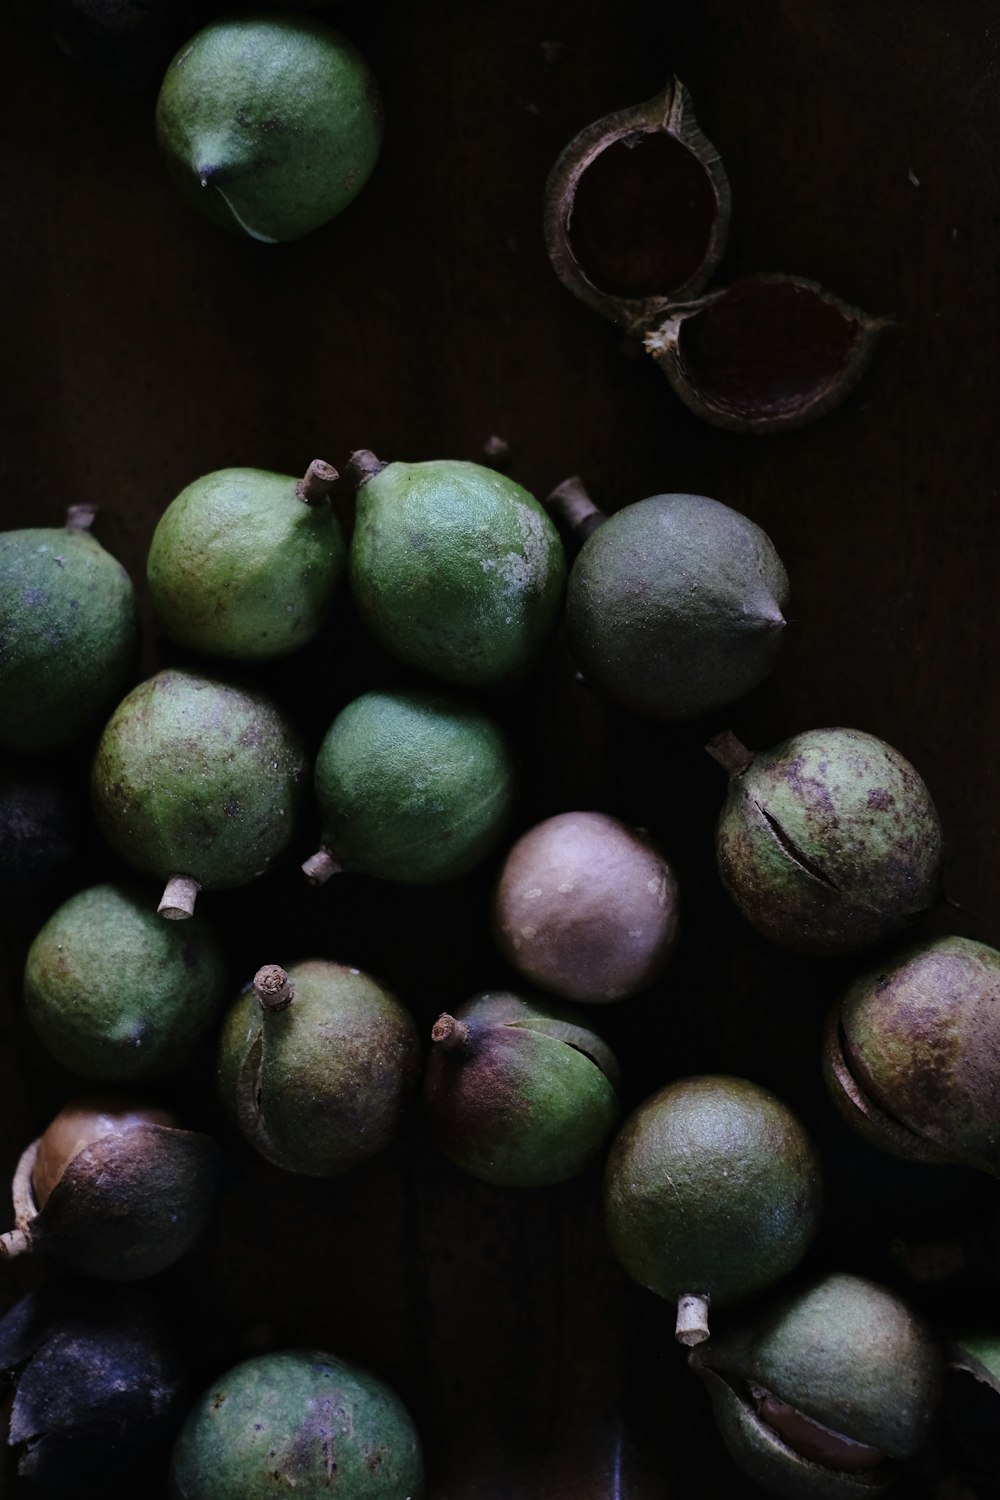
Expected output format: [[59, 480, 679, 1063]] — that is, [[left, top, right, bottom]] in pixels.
[[603, 1075, 823, 1343], [90, 669, 306, 916], [23, 883, 228, 1081], [692, 1273, 942, 1499], [170, 1349, 424, 1499], [308, 689, 517, 885], [217, 960, 420, 1176], [713, 726, 943, 955], [349, 458, 566, 686], [147, 464, 345, 660], [566, 492, 788, 720], [156, 13, 383, 243], [424, 991, 620, 1186], [0, 520, 138, 752]]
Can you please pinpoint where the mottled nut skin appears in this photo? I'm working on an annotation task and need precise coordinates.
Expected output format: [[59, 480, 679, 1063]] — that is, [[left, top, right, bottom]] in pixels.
[[423, 991, 620, 1186], [691, 1273, 942, 1500], [91, 669, 306, 892], [217, 960, 421, 1176], [491, 810, 678, 1002], [831, 935, 1000, 1177], [170, 1349, 424, 1500], [715, 727, 942, 955]]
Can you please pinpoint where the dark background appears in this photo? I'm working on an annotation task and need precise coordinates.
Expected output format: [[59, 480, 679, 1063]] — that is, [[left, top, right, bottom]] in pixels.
[[1, 1, 998, 1495]]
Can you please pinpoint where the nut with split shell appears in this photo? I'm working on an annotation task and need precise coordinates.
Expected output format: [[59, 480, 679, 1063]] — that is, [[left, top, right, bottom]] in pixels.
[[690, 1272, 943, 1499], [423, 991, 621, 1187], [823, 935, 1000, 1178], [217, 960, 421, 1176], [709, 726, 943, 955], [0, 1094, 223, 1280]]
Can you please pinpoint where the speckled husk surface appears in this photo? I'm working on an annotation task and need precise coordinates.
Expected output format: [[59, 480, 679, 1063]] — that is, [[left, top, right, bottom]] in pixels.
[[24, 881, 228, 1080], [565, 493, 788, 720], [715, 726, 943, 954], [349, 459, 566, 687], [603, 1075, 823, 1309], [314, 689, 517, 884], [90, 668, 306, 892], [170, 1348, 424, 1500], [146, 467, 345, 661], [217, 960, 421, 1176], [691, 1273, 942, 1499], [832, 935, 1000, 1177], [0, 524, 138, 752]]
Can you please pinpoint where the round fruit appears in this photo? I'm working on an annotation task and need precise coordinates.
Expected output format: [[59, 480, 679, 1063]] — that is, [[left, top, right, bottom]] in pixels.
[[710, 726, 943, 954], [0, 515, 138, 753], [491, 810, 678, 1002], [603, 1075, 823, 1343], [217, 961, 420, 1176], [424, 991, 620, 1186], [90, 668, 306, 918], [156, 14, 383, 242], [824, 935, 1000, 1177], [147, 462, 345, 660], [0, 1094, 222, 1280], [304, 688, 517, 885], [170, 1348, 425, 1499], [348, 455, 566, 687], [24, 882, 228, 1081], [691, 1273, 942, 1499], [565, 492, 788, 720]]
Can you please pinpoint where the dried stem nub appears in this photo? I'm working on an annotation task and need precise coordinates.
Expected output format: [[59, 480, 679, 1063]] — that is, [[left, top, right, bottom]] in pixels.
[[705, 730, 754, 779], [296, 459, 339, 504], [346, 450, 387, 488], [254, 965, 295, 1012], [545, 476, 607, 538], [431, 1014, 472, 1050]]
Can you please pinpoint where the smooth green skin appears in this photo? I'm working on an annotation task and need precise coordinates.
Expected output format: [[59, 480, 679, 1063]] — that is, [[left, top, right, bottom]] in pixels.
[[695, 1274, 942, 1475], [566, 493, 788, 720], [217, 960, 421, 1176], [0, 526, 138, 752], [156, 15, 383, 243], [314, 689, 517, 883], [91, 669, 305, 890], [717, 728, 943, 955], [147, 468, 345, 660], [350, 460, 566, 687], [423, 991, 620, 1186], [24, 883, 227, 1081], [603, 1075, 822, 1308], [837, 936, 1000, 1177], [170, 1349, 424, 1500]]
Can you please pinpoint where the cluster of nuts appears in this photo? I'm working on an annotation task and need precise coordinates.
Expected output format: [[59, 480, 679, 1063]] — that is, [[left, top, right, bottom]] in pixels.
[[0, 7, 997, 1500]]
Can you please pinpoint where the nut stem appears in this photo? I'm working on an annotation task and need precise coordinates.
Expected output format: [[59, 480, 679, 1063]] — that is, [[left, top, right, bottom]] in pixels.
[[545, 476, 607, 539], [65, 504, 97, 531], [431, 1014, 472, 1050], [254, 965, 295, 1012], [296, 459, 339, 505], [302, 849, 342, 885], [706, 730, 754, 779], [346, 450, 387, 488], [675, 1292, 711, 1345], [158, 875, 201, 920]]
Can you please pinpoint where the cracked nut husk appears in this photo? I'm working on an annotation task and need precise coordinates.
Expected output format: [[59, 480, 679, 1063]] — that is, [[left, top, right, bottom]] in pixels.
[[709, 727, 943, 955], [823, 936, 1000, 1178], [0, 1093, 223, 1279], [690, 1272, 942, 1499]]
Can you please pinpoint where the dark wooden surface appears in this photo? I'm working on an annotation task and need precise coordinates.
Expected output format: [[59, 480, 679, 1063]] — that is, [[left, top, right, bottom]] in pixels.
[[1, 1, 999, 1495]]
